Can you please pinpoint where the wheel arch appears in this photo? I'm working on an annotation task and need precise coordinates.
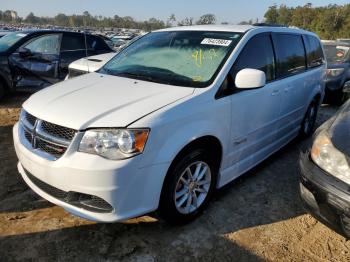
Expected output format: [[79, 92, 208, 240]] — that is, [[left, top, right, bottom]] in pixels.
[[159, 135, 223, 199]]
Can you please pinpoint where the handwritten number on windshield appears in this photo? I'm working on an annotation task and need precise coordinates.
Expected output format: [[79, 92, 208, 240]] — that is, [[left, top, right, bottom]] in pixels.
[[191, 49, 218, 68]]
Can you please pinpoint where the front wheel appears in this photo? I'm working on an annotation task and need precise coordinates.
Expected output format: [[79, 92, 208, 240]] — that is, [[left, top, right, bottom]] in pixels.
[[158, 149, 216, 224], [299, 100, 319, 138], [0, 81, 5, 101]]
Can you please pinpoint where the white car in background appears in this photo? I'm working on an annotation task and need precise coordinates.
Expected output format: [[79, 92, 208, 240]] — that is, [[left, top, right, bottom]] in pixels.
[[66, 35, 145, 79], [66, 52, 116, 79]]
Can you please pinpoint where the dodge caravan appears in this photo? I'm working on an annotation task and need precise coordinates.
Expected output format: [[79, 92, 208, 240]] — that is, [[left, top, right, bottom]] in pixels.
[[13, 25, 326, 224]]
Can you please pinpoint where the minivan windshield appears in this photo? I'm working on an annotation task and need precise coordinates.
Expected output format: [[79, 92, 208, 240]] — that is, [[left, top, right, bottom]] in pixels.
[[323, 44, 350, 63], [0, 32, 27, 52], [100, 31, 242, 87]]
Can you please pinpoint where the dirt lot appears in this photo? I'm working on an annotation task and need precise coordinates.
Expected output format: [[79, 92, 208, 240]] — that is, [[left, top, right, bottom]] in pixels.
[[0, 93, 349, 261]]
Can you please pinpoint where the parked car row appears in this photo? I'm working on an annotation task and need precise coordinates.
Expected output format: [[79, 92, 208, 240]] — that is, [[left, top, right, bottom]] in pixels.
[[6, 24, 350, 238]]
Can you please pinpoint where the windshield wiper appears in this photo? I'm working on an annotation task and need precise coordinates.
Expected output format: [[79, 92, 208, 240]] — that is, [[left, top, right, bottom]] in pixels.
[[114, 71, 161, 83]]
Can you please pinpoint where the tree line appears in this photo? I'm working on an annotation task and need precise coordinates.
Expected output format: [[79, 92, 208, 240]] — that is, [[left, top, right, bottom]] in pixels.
[[264, 3, 350, 39], [0, 10, 217, 31], [2, 4, 350, 39]]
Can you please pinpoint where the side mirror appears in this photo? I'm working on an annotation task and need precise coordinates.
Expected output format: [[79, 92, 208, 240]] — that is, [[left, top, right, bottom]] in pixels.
[[235, 68, 266, 89], [18, 47, 32, 58]]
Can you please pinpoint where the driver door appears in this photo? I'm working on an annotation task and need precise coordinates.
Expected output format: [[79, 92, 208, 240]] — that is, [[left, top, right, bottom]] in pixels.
[[9, 33, 61, 91], [219, 33, 282, 185]]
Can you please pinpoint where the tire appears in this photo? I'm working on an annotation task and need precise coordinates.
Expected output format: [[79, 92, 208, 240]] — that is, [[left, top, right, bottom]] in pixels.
[[0, 81, 5, 101], [299, 99, 319, 138], [330, 89, 347, 106], [158, 148, 217, 225]]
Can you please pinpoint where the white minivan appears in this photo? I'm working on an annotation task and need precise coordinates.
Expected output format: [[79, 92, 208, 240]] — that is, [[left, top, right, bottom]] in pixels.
[[13, 25, 326, 224]]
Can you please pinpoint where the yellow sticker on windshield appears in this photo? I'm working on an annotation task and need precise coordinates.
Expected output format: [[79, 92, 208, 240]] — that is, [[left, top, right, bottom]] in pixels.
[[193, 76, 203, 82]]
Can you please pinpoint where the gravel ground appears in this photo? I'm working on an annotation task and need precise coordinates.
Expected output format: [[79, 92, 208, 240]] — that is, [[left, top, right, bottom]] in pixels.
[[0, 93, 349, 261]]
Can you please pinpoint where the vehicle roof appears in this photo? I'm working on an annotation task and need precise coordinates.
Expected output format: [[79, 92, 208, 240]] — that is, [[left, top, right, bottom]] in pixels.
[[14, 29, 93, 36], [156, 25, 316, 36]]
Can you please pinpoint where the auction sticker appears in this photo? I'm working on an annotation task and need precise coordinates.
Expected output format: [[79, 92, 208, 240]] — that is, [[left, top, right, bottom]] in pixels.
[[201, 38, 232, 46]]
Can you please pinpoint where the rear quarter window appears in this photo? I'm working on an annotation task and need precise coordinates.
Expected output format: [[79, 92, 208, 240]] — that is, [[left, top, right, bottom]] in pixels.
[[273, 34, 306, 78], [61, 34, 85, 51], [87, 35, 110, 51], [304, 35, 324, 68]]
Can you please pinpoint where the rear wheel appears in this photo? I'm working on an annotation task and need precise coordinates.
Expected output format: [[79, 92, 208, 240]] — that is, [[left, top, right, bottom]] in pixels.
[[158, 148, 216, 224], [299, 99, 319, 138], [329, 89, 348, 106]]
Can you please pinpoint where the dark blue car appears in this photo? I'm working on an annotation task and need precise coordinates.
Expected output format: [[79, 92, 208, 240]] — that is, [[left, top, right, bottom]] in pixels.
[[322, 40, 350, 105], [0, 30, 113, 100]]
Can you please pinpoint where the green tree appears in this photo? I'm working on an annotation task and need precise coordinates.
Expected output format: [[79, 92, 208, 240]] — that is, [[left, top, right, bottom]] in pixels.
[[196, 14, 216, 25], [25, 12, 39, 24], [178, 17, 193, 26], [264, 5, 279, 24]]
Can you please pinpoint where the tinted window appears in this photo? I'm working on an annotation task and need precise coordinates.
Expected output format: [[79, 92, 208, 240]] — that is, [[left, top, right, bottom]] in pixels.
[[232, 34, 275, 82], [274, 34, 306, 78], [61, 34, 85, 51], [87, 35, 110, 51], [24, 34, 60, 55], [304, 35, 324, 68]]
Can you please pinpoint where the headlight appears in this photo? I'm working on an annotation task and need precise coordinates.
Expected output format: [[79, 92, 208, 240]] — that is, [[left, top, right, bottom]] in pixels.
[[78, 129, 149, 160], [326, 68, 345, 78], [311, 131, 350, 184]]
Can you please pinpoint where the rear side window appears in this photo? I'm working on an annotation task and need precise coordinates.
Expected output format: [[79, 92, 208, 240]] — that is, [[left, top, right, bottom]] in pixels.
[[61, 34, 85, 51], [87, 35, 110, 51], [273, 34, 306, 78], [304, 35, 324, 68], [232, 34, 275, 82]]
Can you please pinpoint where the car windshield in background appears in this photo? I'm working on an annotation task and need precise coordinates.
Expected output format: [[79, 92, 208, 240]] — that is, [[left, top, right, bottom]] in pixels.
[[323, 44, 350, 63], [100, 31, 242, 87], [0, 32, 27, 52]]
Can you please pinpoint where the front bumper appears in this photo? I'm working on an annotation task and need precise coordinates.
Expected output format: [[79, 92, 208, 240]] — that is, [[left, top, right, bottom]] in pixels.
[[13, 122, 169, 222], [299, 151, 350, 238]]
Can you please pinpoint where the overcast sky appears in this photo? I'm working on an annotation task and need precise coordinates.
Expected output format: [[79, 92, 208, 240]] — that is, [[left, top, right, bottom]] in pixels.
[[1, 0, 349, 24]]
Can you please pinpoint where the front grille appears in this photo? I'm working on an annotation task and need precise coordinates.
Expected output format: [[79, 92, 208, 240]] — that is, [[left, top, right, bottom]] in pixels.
[[27, 170, 66, 199], [26, 112, 37, 126], [25, 169, 113, 213], [24, 129, 32, 143], [36, 138, 67, 158], [19, 110, 77, 160], [41, 121, 76, 141]]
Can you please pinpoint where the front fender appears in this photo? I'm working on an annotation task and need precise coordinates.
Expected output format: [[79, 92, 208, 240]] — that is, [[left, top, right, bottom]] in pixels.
[[135, 95, 231, 172]]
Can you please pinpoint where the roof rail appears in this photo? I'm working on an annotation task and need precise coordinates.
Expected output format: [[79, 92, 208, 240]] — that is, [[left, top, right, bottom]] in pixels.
[[253, 23, 287, 28]]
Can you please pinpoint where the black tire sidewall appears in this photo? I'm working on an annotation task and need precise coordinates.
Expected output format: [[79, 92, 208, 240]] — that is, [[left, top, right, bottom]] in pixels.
[[300, 100, 318, 138], [158, 148, 217, 224], [0, 81, 4, 101]]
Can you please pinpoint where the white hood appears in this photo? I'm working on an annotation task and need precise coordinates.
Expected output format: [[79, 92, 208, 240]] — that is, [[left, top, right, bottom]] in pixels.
[[23, 73, 194, 130], [68, 53, 116, 72]]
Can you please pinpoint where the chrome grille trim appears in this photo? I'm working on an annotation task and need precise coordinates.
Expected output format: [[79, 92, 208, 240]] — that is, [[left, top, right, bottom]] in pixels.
[[36, 120, 71, 147], [19, 110, 77, 161]]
